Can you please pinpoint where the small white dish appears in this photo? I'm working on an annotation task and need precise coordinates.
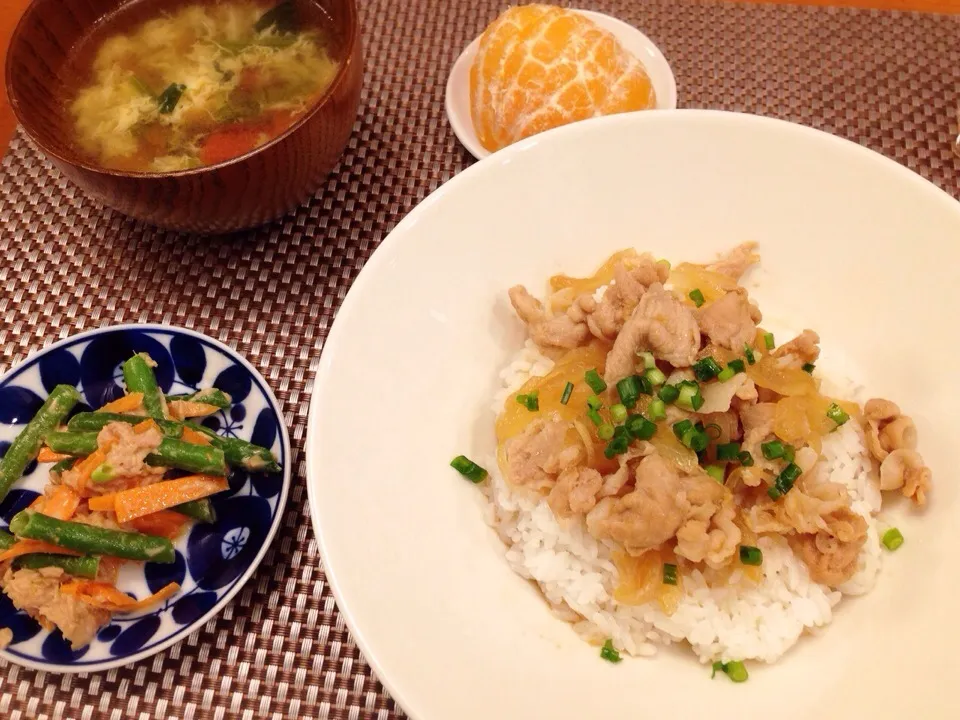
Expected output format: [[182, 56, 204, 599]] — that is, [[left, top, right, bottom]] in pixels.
[[444, 9, 678, 160]]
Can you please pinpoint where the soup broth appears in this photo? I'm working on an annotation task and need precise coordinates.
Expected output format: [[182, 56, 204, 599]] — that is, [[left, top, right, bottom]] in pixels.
[[67, 0, 339, 172]]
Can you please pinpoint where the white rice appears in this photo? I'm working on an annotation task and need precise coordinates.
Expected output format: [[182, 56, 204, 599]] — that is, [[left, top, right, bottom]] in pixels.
[[484, 341, 885, 664]]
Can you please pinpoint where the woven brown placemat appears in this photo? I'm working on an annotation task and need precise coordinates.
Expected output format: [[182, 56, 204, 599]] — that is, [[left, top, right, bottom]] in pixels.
[[0, 0, 958, 717]]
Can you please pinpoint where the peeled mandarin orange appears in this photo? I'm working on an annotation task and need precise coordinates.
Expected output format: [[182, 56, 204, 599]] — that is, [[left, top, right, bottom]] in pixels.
[[469, 5, 657, 152]]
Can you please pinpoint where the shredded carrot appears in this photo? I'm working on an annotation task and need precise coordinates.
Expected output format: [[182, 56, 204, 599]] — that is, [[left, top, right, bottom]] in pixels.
[[87, 493, 117, 512], [130, 510, 190, 539], [37, 447, 70, 463], [28, 495, 46, 511], [112, 475, 228, 524], [43, 485, 80, 521], [61, 580, 181, 612], [181, 426, 212, 446], [133, 419, 159, 435], [167, 401, 219, 421], [98, 392, 144, 414], [73, 439, 116, 491], [0, 540, 82, 563]]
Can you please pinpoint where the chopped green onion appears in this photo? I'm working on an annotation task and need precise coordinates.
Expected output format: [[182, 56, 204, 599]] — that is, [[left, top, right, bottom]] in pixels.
[[738, 450, 755, 467], [662, 563, 678, 585], [516, 391, 539, 411], [598, 423, 615, 441], [724, 661, 749, 683], [587, 408, 603, 427], [647, 398, 666, 421], [157, 83, 186, 114], [600, 639, 622, 663], [676, 381, 704, 411], [711, 661, 724, 679], [716, 367, 735, 382], [673, 419, 694, 440], [693, 357, 723, 382], [658, 384, 680, 404], [782, 444, 796, 463], [450, 455, 488, 483], [587, 395, 603, 411], [768, 462, 802, 499], [761, 440, 785, 460], [626, 414, 657, 441], [739, 545, 763, 566], [644, 367, 666, 386], [882, 527, 904, 551], [604, 436, 630, 459], [802, 362, 816, 374], [610, 404, 628, 423], [689, 289, 706, 308], [616, 376, 640, 409], [613, 425, 629, 440], [636, 374, 653, 396], [763, 332, 775, 350], [826, 403, 850, 427], [638, 351, 656, 370], [585, 369, 607, 394], [717, 442, 741, 461], [560, 382, 574, 405], [744, 345, 756, 365], [682, 428, 709, 452], [705, 465, 725, 483], [728, 359, 746, 374]]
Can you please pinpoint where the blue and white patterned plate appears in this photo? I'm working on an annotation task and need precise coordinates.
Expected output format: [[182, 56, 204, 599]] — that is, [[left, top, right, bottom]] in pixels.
[[0, 324, 291, 673]]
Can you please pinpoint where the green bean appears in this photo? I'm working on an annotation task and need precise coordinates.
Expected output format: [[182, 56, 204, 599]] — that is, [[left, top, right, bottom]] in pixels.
[[67, 412, 183, 437], [44, 431, 98, 456], [121, 353, 166, 419], [44, 431, 226, 475], [14, 554, 100, 578], [165, 388, 231, 409], [9, 511, 175, 563], [0, 528, 15, 550], [50, 457, 77, 476], [172, 498, 217, 523], [186, 422, 280, 473], [148, 438, 226, 475], [0, 385, 80, 502]]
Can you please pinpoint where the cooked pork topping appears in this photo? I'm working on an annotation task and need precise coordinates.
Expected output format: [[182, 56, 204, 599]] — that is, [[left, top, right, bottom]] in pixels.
[[701, 241, 760, 280], [604, 283, 700, 384], [504, 415, 582, 491], [509, 285, 590, 349], [696, 288, 761, 351], [879, 449, 930, 506], [548, 467, 603, 518], [772, 329, 820, 369]]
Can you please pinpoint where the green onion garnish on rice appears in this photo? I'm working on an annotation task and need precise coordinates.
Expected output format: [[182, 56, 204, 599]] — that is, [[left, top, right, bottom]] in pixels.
[[450, 455, 487, 483], [585, 369, 606, 394], [658, 384, 680, 404], [616, 376, 640, 409], [515, 391, 539, 411], [712, 660, 749, 682], [626, 414, 657, 441], [738, 450, 755, 467], [647, 398, 666, 421], [598, 423, 615, 441], [689, 289, 706, 308], [716, 366, 735, 383], [610, 403, 628, 423], [587, 394, 603, 411], [644, 367, 666, 386], [744, 344, 756, 365], [705, 465, 725, 483], [763, 332, 775, 350], [600, 639, 622, 663], [728, 359, 746, 374], [675, 381, 704, 411], [638, 351, 656, 370], [882, 527, 904, 551], [802, 362, 816, 373], [761, 440, 785, 460], [739, 545, 763, 566], [560, 382, 574, 405], [717, 442, 741, 461], [768, 462, 802, 499], [587, 408, 603, 427], [662, 563, 678, 585], [826, 402, 850, 427], [693, 357, 723, 382]]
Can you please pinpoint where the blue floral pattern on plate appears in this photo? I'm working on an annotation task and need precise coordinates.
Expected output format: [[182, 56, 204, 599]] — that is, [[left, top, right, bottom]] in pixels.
[[0, 325, 291, 673]]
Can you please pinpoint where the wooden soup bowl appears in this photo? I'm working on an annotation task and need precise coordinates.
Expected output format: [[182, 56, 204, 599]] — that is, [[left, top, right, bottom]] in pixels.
[[6, 0, 363, 233]]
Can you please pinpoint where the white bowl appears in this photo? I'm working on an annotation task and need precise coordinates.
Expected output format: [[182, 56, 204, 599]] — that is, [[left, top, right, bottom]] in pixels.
[[445, 9, 678, 160], [307, 110, 960, 720]]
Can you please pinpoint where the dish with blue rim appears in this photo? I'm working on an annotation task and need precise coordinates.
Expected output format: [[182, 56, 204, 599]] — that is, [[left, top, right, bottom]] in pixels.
[[0, 324, 290, 672]]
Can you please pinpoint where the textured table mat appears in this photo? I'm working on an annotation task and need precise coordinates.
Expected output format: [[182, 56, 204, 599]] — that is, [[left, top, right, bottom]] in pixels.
[[1, 0, 958, 717]]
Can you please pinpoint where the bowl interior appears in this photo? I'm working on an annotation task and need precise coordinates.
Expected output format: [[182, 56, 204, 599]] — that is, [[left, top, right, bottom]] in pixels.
[[5, 0, 358, 173], [307, 111, 960, 720], [0, 325, 290, 672]]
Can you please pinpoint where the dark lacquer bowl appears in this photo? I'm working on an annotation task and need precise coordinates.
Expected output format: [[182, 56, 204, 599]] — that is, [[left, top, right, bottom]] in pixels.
[[5, 0, 362, 233]]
